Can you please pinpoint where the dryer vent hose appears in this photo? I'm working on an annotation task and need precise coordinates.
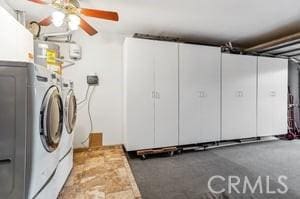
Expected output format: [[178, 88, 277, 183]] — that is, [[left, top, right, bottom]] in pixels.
[[79, 85, 96, 145]]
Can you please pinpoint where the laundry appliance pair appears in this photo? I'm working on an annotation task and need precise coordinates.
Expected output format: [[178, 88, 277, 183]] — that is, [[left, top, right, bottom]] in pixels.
[[0, 61, 77, 199]]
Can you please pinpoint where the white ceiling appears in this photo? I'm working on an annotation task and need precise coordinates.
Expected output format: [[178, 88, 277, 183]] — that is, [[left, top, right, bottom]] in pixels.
[[6, 0, 300, 47]]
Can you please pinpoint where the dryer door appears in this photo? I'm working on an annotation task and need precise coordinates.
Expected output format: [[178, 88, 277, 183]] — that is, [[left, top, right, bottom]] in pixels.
[[64, 89, 77, 134], [40, 86, 63, 152]]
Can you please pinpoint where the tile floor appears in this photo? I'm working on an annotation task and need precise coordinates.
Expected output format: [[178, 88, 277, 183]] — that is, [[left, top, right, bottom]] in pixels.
[[59, 145, 141, 199]]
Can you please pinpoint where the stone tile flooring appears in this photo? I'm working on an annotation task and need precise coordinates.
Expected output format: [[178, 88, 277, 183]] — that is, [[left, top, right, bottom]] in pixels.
[[59, 145, 141, 199]]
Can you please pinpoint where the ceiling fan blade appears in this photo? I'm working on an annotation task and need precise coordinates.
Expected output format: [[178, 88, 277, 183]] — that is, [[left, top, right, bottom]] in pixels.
[[79, 17, 98, 36], [27, 0, 48, 4], [80, 8, 119, 21], [39, 16, 52, 26]]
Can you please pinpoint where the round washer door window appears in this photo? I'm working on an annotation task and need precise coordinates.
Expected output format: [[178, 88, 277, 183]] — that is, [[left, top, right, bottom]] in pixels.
[[40, 86, 63, 152], [65, 89, 77, 134]]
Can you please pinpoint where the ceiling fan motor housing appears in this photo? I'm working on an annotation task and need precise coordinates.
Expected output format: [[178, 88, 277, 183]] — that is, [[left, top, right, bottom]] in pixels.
[[68, 0, 80, 9]]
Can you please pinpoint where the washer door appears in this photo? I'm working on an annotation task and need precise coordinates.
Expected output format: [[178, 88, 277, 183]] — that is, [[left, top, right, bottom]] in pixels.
[[65, 89, 77, 134], [40, 86, 63, 152]]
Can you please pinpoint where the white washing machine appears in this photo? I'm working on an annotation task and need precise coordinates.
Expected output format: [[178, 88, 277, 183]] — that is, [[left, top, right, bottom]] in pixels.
[[0, 61, 63, 199], [35, 73, 64, 199], [28, 65, 63, 199]]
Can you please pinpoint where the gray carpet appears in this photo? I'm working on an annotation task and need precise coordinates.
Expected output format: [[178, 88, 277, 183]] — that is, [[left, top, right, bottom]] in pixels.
[[128, 140, 300, 199]]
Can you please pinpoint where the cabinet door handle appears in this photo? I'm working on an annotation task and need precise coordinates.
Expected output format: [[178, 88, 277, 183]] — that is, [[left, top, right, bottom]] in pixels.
[[152, 91, 155, 98], [156, 91, 160, 99], [270, 91, 276, 97], [236, 91, 244, 97], [240, 91, 244, 97], [0, 159, 11, 165], [198, 91, 206, 98]]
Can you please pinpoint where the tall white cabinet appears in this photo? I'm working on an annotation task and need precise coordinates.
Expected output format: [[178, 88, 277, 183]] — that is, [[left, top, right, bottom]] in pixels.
[[222, 54, 257, 140], [124, 38, 178, 151], [0, 6, 33, 62], [179, 44, 221, 145], [257, 57, 288, 136]]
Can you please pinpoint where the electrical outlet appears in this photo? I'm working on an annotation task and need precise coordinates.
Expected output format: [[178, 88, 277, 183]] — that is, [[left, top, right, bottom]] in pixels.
[[87, 75, 99, 85]]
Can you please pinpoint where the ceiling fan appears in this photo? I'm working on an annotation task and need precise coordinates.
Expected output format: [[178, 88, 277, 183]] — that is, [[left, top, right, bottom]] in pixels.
[[27, 0, 119, 36]]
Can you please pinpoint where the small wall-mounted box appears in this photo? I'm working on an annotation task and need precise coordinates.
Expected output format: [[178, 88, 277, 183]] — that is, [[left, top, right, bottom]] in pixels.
[[87, 75, 99, 85], [69, 43, 81, 60]]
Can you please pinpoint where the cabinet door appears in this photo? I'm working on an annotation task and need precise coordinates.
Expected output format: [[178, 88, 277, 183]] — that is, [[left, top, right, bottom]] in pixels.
[[0, 7, 33, 62], [124, 38, 155, 151], [179, 44, 221, 145], [0, 7, 18, 61], [154, 41, 179, 148], [222, 54, 257, 140], [257, 57, 288, 136], [16, 23, 34, 62]]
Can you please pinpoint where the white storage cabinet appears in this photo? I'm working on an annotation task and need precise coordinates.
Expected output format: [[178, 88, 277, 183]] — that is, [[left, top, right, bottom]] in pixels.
[[124, 37, 289, 151], [0, 6, 33, 62], [179, 44, 221, 145], [221, 54, 257, 140], [257, 57, 288, 136], [124, 38, 178, 151]]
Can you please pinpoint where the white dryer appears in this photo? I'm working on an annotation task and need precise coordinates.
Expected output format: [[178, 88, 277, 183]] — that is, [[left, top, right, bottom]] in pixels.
[[54, 78, 77, 193], [0, 61, 63, 199], [60, 79, 77, 161]]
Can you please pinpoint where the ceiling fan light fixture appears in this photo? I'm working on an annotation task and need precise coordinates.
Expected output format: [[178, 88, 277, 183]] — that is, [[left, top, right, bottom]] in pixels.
[[51, 11, 65, 27], [69, 21, 79, 30], [28, 0, 119, 36], [68, 14, 80, 30]]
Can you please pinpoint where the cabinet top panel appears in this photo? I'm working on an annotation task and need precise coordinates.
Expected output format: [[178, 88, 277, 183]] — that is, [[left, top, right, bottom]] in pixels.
[[222, 53, 257, 59], [125, 37, 179, 46], [125, 37, 222, 50], [179, 43, 221, 50], [257, 56, 289, 63]]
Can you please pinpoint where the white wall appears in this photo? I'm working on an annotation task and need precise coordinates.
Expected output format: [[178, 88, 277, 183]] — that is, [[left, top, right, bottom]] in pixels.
[[60, 31, 127, 148], [0, 0, 16, 18]]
